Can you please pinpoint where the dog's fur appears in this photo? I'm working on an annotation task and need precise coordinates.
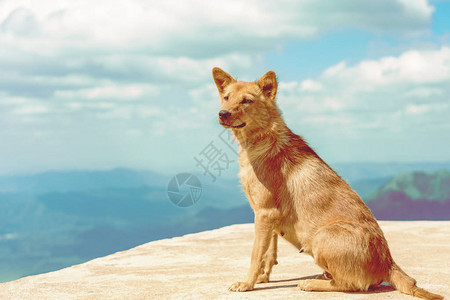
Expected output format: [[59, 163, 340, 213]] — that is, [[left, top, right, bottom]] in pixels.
[[212, 67, 443, 300]]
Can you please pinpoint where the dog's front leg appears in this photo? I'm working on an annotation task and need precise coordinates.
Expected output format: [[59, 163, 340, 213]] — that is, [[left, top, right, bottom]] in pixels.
[[229, 209, 276, 292], [256, 231, 278, 283]]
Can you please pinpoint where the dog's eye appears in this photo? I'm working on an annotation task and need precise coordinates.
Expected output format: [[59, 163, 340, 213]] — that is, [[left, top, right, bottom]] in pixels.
[[241, 99, 253, 104], [223, 96, 229, 101]]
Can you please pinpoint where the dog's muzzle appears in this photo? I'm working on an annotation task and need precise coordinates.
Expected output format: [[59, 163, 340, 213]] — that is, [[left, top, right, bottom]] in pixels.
[[218, 110, 246, 128], [219, 110, 231, 120]]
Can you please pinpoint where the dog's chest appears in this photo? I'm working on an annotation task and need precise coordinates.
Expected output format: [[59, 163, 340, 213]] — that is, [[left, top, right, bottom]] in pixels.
[[238, 164, 260, 206], [238, 155, 281, 208]]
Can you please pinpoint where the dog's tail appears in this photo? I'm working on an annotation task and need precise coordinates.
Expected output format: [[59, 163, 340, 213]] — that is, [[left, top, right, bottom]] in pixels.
[[389, 262, 443, 300]]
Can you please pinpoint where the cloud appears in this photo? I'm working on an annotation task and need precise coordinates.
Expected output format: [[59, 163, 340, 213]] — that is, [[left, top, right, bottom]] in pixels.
[[0, 0, 443, 174], [405, 103, 448, 115], [0, 233, 18, 241], [55, 84, 159, 100], [278, 47, 450, 138], [405, 87, 443, 98], [14, 104, 49, 115], [0, 1, 433, 45], [405, 104, 431, 115], [300, 80, 324, 92], [0, 0, 435, 72], [322, 47, 450, 86], [0, 0, 436, 103]]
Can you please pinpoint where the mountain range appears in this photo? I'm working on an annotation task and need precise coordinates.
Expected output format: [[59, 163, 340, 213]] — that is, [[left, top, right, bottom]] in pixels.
[[365, 170, 450, 220], [0, 163, 449, 283]]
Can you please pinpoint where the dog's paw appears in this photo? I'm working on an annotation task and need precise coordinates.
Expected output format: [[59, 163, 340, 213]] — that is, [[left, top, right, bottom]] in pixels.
[[256, 274, 269, 283], [298, 279, 314, 291], [228, 281, 253, 292]]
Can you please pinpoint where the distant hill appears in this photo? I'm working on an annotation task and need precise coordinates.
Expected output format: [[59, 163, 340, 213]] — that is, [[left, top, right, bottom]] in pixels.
[[333, 162, 450, 198], [0, 168, 167, 195], [333, 162, 450, 182], [367, 170, 450, 202], [0, 165, 449, 283], [348, 177, 392, 198], [0, 169, 247, 283], [366, 171, 450, 220]]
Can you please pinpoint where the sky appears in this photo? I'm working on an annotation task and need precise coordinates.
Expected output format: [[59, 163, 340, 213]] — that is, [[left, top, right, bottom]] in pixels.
[[0, 0, 449, 176]]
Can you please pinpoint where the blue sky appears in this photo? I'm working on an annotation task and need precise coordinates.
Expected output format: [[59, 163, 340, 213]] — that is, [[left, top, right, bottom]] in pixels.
[[0, 0, 449, 176]]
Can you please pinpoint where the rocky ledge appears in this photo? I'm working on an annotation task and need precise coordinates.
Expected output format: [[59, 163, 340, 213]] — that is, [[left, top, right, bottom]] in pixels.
[[1, 221, 449, 299]]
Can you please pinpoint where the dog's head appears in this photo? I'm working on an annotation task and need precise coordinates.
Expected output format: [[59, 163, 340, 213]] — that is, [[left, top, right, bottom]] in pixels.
[[212, 67, 278, 131]]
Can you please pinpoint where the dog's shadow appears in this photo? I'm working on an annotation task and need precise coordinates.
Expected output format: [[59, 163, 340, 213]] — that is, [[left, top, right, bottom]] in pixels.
[[253, 275, 316, 290], [253, 274, 396, 294]]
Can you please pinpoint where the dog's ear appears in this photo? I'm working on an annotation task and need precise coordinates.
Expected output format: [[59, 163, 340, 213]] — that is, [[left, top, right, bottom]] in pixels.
[[212, 67, 235, 95], [257, 71, 277, 101]]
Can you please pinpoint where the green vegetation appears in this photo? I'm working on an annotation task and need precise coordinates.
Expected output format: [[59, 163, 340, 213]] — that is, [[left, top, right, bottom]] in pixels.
[[367, 170, 450, 202]]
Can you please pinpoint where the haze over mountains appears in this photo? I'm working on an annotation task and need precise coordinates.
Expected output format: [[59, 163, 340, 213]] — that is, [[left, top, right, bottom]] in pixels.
[[366, 170, 450, 220], [0, 162, 449, 283]]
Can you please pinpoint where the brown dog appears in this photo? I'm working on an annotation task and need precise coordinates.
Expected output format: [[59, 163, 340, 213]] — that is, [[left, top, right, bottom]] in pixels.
[[212, 67, 443, 300]]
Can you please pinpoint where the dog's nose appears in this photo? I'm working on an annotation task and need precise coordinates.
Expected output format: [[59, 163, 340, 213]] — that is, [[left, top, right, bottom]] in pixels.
[[219, 110, 231, 120]]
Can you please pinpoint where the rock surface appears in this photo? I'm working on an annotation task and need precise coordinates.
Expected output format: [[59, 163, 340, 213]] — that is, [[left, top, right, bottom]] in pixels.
[[1, 221, 449, 300]]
